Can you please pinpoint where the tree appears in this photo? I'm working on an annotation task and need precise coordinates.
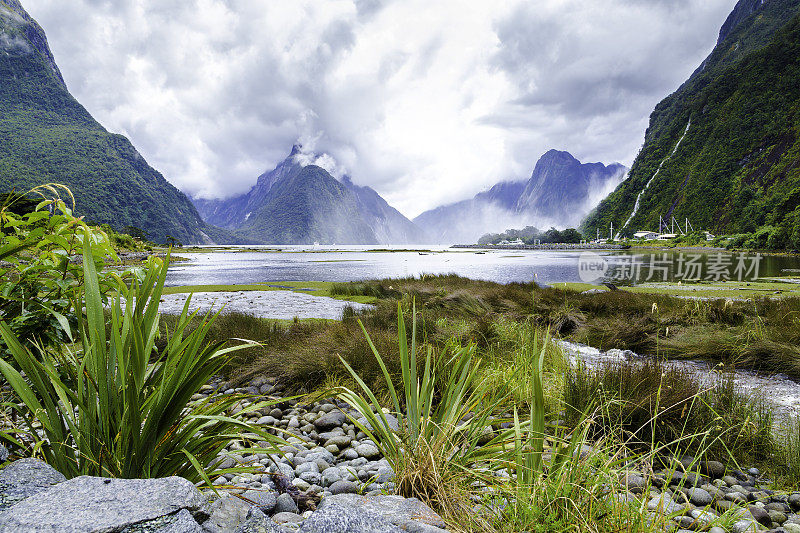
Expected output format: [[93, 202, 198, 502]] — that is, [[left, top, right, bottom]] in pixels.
[[122, 225, 149, 241], [560, 228, 583, 243], [544, 227, 563, 243]]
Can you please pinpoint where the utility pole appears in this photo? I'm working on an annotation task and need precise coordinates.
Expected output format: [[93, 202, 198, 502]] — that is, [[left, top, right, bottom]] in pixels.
[[610, 222, 613, 241]]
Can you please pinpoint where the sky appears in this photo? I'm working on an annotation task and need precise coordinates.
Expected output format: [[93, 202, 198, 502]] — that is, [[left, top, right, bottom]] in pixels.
[[24, 0, 737, 218]]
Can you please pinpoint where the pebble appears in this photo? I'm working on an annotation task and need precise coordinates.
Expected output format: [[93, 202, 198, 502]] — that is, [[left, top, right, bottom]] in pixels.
[[274, 493, 299, 514]]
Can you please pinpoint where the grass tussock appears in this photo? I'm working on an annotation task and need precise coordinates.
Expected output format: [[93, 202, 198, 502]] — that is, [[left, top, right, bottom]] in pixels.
[[563, 359, 774, 464]]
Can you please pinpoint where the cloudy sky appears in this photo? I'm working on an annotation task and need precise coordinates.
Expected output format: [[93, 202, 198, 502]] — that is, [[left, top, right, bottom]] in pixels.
[[25, 0, 736, 218]]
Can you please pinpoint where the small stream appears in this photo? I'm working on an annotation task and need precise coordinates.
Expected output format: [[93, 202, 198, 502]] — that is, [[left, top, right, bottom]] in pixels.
[[558, 340, 800, 415]]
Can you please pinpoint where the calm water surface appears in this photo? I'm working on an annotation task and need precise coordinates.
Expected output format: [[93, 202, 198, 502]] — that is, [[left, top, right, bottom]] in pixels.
[[165, 245, 800, 286]]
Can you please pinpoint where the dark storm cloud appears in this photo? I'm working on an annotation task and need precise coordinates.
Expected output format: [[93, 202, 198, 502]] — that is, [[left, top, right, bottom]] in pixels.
[[23, 0, 735, 217]]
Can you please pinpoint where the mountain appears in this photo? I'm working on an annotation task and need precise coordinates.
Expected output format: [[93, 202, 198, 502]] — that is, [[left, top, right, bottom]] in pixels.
[[583, 0, 800, 249], [516, 150, 626, 220], [0, 0, 222, 244], [193, 148, 427, 245], [413, 150, 625, 244]]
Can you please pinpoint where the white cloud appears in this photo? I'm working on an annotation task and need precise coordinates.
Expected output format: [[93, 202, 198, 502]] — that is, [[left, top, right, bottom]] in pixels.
[[23, 0, 735, 217]]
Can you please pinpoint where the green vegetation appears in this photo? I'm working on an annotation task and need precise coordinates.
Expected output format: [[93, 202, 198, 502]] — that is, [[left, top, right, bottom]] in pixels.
[[0, 240, 279, 479], [204, 275, 794, 478], [332, 305, 646, 532], [584, 2, 800, 251], [4, 214, 800, 531], [564, 359, 773, 464], [0, 185, 119, 353], [0, 2, 215, 244], [0, 192, 280, 481], [316, 296, 780, 531], [478, 225, 585, 245]]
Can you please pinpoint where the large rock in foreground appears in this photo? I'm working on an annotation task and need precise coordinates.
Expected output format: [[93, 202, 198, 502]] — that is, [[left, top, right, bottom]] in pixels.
[[299, 493, 447, 533], [0, 468, 207, 532], [0, 458, 65, 512]]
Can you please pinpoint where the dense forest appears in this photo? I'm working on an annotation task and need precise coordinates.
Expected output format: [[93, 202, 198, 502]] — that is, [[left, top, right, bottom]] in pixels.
[[583, 1, 800, 250], [0, 0, 218, 244]]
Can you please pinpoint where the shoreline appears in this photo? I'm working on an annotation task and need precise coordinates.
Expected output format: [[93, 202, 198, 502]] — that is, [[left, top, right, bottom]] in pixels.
[[451, 243, 628, 250]]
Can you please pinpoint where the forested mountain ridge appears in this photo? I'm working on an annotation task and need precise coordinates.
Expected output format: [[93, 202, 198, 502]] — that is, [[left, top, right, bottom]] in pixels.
[[0, 0, 222, 244], [583, 0, 800, 249]]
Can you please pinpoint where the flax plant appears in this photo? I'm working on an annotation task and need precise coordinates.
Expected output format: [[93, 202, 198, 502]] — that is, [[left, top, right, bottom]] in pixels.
[[333, 303, 508, 522], [0, 232, 280, 480]]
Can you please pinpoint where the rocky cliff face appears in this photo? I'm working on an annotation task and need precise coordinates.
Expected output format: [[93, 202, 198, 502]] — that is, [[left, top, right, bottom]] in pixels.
[[413, 151, 625, 244], [516, 150, 626, 222], [194, 148, 427, 245]]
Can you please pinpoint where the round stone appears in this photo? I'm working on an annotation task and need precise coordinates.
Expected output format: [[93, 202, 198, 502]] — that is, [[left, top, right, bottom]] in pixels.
[[324, 435, 353, 448], [300, 471, 322, 485], [241, 490, 277, 514], [295, 462, 319, 475], [322, 468, 343, 486], [292, 478, 311, 491], [686, 488, 713, 507], [329, 480, 359, 495], [355, 443, 380, 459], [272, 511, 303, 524], [274, 493, 299, 514]]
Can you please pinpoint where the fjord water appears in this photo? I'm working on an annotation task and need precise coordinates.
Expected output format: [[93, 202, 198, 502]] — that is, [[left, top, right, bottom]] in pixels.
[[165, 245, 800, 287]]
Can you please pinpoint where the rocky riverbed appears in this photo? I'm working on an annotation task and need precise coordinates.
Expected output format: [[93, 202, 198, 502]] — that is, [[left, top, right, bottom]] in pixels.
[[155, 290, 374, 320], [4, 372, 800, 532]]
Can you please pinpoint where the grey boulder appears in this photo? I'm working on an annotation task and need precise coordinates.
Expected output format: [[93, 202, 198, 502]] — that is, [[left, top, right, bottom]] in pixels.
[[234, 508, 289, 533], [299, 494, 447, 533], [0, 474, 207, 532], [355, 414, 400, 433], [313, 411, 346, 430], [0, 458, 66, 512], [154, 509, 205, 532], [202, 495, 252, 533]]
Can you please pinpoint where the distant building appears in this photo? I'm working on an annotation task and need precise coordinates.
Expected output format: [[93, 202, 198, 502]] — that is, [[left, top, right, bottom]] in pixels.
[[633, 231, 659, 240], [657, 233, 678, 240]]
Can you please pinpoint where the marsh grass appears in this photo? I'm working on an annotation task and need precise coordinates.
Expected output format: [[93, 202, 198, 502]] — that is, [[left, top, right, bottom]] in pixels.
[[328, 302, 683, 533], [563, 358, 774, 463]]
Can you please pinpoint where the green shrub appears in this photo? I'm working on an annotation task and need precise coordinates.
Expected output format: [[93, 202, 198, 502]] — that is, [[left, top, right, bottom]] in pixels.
[[0, 184, 119, 354]]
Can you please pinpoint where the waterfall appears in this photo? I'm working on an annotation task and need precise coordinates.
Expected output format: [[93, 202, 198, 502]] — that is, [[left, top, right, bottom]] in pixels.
[[622, 119, 691, 229]]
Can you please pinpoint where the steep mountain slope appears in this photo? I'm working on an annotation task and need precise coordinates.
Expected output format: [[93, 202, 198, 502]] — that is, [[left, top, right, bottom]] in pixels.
[[516, 150, 626, 220], [193, 146, 304, 230], [583, 0, 800, 248], [413, 151, 624, 244], [0, 0, 218, 243], [194, 148, 427, 244], [233, 165, 378, 245], [345, 178, 428, 244]]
